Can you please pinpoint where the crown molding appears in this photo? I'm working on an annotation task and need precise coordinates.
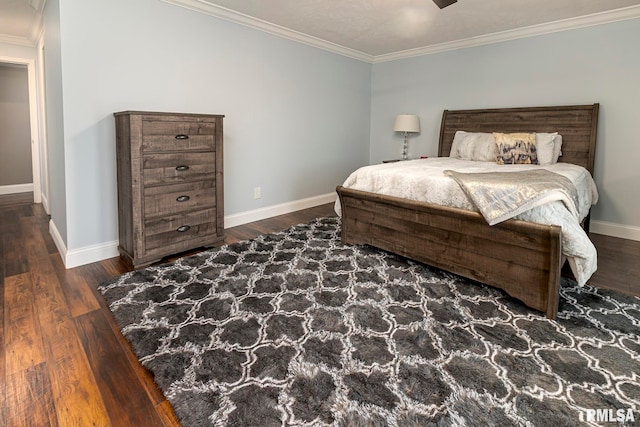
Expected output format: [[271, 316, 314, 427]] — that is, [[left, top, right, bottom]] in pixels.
[[373, 4, 640, 63], [0, 29, 42, 47], [161, 1, 640, 64], [160, 0, 374, 63], [29, 14, 44, 44], [0, 34, 35, 46]]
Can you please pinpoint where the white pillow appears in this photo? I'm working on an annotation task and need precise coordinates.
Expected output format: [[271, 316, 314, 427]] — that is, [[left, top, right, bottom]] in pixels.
[[554, 134, 563, 162], [450, 131, 496, 161], [536, 132, 556, 165], [536, 132, 563, 165]]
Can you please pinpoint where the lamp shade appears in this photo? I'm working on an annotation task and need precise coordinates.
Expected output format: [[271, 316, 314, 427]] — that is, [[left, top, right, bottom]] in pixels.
[[393, 114, 420, 133]]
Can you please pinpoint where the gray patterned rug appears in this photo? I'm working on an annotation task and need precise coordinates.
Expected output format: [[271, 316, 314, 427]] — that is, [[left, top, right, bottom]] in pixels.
[[99, 217, 640, 426]]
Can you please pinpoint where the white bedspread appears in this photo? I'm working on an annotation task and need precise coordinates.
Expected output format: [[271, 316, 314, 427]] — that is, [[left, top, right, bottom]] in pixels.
[[335, 158, 599, 286]]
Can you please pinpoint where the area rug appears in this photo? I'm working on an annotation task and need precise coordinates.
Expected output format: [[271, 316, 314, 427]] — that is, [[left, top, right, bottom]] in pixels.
[[99, 217, 640, 426]]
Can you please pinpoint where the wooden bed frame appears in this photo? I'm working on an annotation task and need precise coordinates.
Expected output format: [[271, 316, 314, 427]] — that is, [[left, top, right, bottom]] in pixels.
[[336, 104, 599, 319]]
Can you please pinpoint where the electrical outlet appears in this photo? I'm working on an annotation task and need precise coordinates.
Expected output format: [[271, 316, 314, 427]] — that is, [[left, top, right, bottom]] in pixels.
[[254, 187, 261, 199]]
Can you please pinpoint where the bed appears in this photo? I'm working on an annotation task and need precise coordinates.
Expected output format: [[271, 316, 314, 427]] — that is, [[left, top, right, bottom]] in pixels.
[[336, 104, 599, 319]]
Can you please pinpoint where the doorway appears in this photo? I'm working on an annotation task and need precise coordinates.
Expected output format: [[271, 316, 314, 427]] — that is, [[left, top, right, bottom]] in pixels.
[[0, 54, 45, 208], [0, 63, 32, 194]]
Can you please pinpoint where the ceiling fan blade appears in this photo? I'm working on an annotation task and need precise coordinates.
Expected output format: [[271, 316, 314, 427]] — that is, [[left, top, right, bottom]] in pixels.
[[433, 0, 458, 9]]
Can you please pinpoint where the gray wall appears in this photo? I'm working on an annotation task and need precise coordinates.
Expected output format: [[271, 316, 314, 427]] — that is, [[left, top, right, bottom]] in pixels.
[[43, 0, 67, 243], [49, 0, 371, 251], [0, 64, 32, 186], [41, 1, 639, 258], [370, 18, 640, 230]]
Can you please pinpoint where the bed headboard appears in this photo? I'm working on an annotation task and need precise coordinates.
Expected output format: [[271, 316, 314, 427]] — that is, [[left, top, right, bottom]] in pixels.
[[438, 104, 599, 175]]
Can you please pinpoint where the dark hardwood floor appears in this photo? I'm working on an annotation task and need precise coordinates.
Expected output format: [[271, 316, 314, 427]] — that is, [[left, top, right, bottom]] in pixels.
[[1, 192, 638, 426]]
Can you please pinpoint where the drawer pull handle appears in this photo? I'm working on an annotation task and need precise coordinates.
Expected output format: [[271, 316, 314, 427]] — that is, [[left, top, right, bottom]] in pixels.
[[175, 165, 190, 171], [175, 134, 189, 140], [176, 225, 191, 233], [176, 195, 190, 202]]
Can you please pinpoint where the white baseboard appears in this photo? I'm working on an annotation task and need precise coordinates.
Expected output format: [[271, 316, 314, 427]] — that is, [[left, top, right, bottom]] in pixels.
[[46, 197, 639, 269], [224, 192, 337, 228], [49, 218, 67, 262], [591, 220, 640, 242], [0, 183, 34, 195], [41, 192, 50, 214], [50, 218, 119, 268], [50, 192, 336, 269], [64, 240, 120, 269]]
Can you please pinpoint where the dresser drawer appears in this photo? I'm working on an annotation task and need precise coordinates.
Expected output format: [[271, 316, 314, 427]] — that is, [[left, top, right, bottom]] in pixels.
[[143, 152, 216, 185], [142, 119, 216, 152], [144, 180, 215, 218], [144, 208, 217, 251]]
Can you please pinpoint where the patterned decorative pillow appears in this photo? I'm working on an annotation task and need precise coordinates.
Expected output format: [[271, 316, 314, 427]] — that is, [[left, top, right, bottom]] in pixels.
[[493, 132, 538, 164]]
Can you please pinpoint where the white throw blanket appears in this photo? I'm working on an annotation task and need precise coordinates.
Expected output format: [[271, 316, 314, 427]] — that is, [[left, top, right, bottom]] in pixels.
[[443, 169, 580, 226], [336, 158, 599, 285]]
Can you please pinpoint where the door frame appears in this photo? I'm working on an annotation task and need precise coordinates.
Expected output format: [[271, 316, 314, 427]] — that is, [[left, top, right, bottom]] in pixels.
[[0, 54, 44, 205]]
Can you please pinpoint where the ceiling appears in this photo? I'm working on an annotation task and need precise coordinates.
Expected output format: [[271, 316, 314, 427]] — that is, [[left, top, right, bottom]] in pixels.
[[191, 0, 640, 57], [2, 0, 640, 60]]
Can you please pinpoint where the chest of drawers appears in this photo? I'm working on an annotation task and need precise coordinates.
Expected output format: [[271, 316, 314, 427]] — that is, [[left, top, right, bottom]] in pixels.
[[114, 111, 224, 268]]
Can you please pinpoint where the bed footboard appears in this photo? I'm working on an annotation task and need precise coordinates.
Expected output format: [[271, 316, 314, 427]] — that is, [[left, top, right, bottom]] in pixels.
[[336, 186, 563, 319]]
